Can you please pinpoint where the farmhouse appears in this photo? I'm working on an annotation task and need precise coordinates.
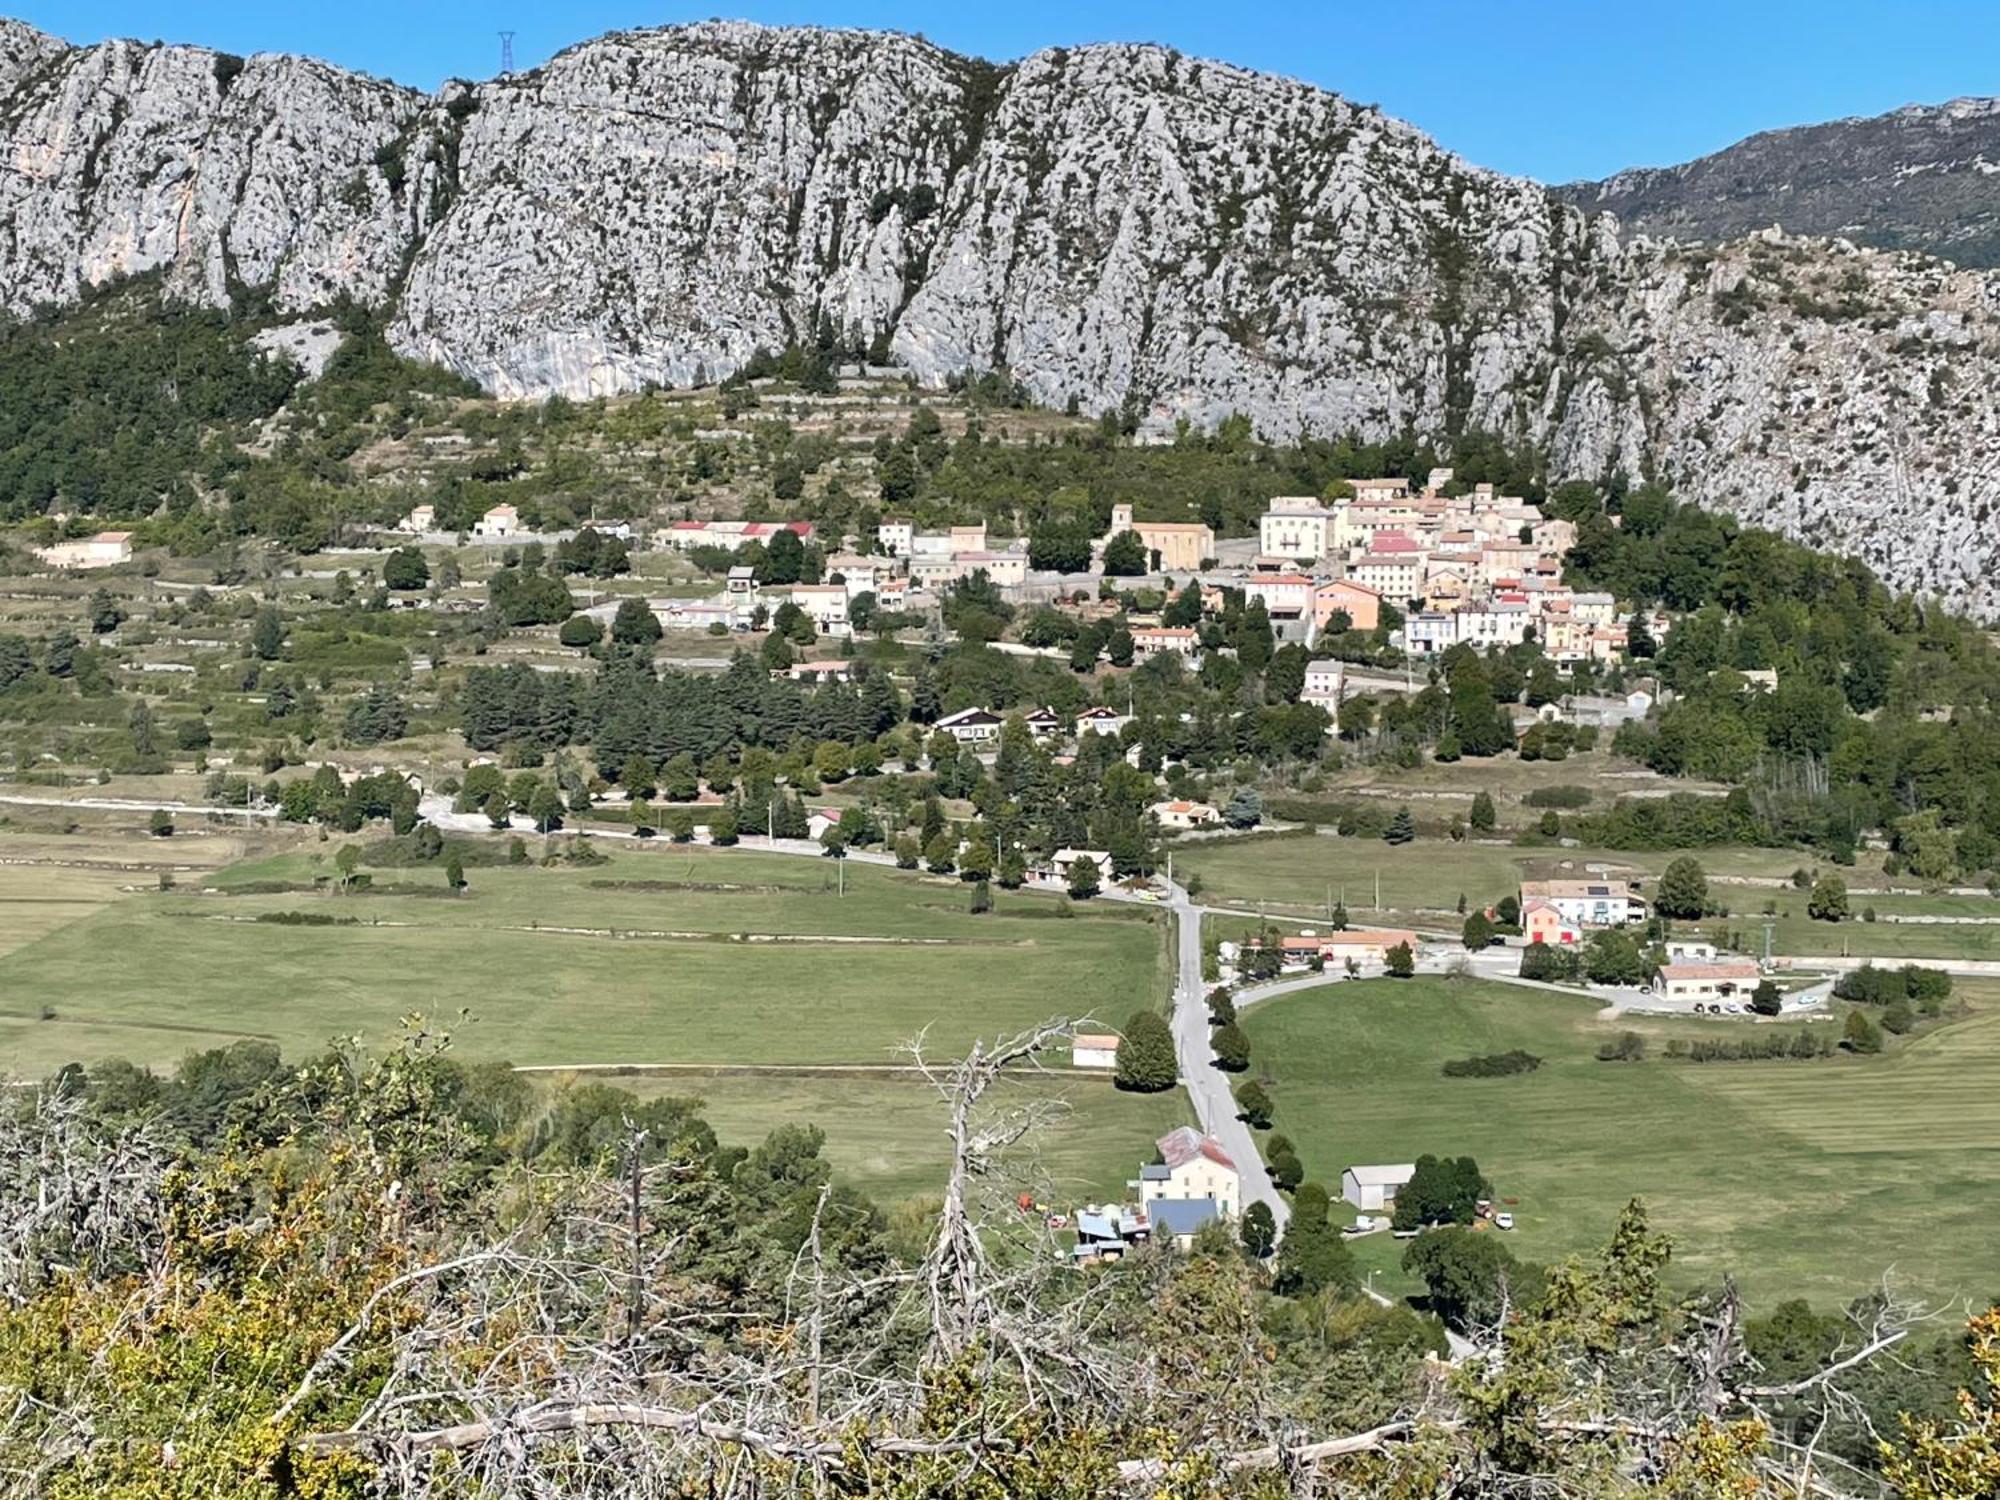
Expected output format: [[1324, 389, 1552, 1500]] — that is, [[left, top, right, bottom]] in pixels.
[[934, 707, 1003, 744], [1655, 960, 1762, 1004], [1135, 1126, 1239, 1220], [1150, 799, 1221, 830], [473, 504, 521, 538], [1070, 1031, 1121, 1070], [35, 531, 132, 569], [1518, 879, 1647, 928], [1341, 1163, 1416, 1212]]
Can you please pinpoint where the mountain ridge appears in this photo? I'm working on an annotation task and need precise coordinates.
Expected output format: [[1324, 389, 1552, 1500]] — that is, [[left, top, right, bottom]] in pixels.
[[3, 17, 2000, 616], [1564, 94, 2000, 267]]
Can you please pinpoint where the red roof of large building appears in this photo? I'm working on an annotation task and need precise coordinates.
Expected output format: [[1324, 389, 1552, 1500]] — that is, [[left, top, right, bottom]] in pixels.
[[1157, 1125, 1236, 1173]]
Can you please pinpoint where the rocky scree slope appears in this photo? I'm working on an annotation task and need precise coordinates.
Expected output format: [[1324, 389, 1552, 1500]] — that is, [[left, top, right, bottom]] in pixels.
[[3, 17, 2000, 616], [1564, 97, 2000, 269]]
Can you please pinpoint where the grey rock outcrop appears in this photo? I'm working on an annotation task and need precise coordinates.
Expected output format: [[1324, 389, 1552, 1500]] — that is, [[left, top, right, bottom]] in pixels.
[[3, 16, 1999, 614]]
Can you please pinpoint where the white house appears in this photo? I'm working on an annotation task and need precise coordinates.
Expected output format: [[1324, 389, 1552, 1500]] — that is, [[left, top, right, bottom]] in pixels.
[[1070, 1031, 1121, 1070], [1150, 799, 1221, 830], [1341, 1163, 1416, 1212], [782, 584, 851, 638], [1048, 847, 1112, 880], [399, 503, 435, 534], [473, 504, 521, 538], [1136, 1127, 1240, 1220], [1403, 612, 1460, 656], [1075, 706, 1132, 739], [1259, 496, 1338, 562], [35, 530, 133, 569], [1519, 879, 1647, 928], [876, 519, 915, 556], [934, 707, 1003, 745]]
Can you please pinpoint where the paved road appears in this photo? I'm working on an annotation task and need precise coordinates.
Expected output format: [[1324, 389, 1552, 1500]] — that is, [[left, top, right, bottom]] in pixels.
[[1161, 880, 1290, 1238]]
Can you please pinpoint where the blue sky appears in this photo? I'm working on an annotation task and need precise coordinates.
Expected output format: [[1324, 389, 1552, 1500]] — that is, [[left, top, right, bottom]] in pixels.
[[20, 1, 2000, 181]]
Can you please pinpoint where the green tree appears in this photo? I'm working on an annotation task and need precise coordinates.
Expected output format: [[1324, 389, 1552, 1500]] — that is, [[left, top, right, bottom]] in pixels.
[[1749, 979, 1782, 1017], [1584, 929, 1650, 986], [250, 605, 285, 660], [1066, 854, 1101, 899], [528, 784, 565, 832], [1401, 1227, 1539, 1330], [1274, 1207, 1355, 1296], [148, 808, 173, 838], [87, 589, 126, 635], [1233, 1078, 1274, 1129], [1391, 1154, 1487, 1230], [1462, 911, 1495, 950], [1222, 787, 1262, 829], [1384, 941, 1415, 979], [558, 615, 602, 649], [1101, 529, 1149, 577], [1210, 1023, 1251, 1072], [1114, 1011, 1177, 1093], [383, 546, 430, 590], [1655, 856, 1709, 919], [610, 597, 662, 647], [1807, 872, 1849, 923], [1383, 807, 1416, 845], [1842, 1009, 1883, 1054], [444, 850, 466, 892], [1240, 1200, 1276, 1259], [1469, 791, 1496, 832]]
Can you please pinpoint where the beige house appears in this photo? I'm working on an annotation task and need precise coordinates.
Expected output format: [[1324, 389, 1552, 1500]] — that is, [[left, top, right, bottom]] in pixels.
[[1150, 799, 1220, 830], [473, 504, 521, 537], [1137, 1127, 1240, 1221], [1655, 960, 1761, 1004], [36, 530, 133, 569]]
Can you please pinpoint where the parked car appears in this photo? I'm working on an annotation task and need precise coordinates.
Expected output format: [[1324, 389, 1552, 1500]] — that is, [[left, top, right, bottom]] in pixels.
[[1494, 1212, 1515, 1231]]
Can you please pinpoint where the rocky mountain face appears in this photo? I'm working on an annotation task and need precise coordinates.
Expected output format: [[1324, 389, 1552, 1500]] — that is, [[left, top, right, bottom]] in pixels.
[[1564, 98, 2000, 269], [3, 16, 1999, 616]]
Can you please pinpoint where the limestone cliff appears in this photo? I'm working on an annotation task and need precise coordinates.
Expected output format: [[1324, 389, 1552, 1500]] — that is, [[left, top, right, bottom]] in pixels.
[[2, 17, 1997, 613]]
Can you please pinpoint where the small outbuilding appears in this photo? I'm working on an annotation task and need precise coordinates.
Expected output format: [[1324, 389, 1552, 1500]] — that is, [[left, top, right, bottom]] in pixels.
[[1341, 1163, 1416, 1212]]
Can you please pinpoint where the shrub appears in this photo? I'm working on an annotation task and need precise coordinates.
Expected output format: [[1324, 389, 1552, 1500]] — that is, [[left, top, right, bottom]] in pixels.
[[1595, 1031, 1647, 1062], [1441, 1049, 1542, 1078], [1523, 785, 1592, 809]]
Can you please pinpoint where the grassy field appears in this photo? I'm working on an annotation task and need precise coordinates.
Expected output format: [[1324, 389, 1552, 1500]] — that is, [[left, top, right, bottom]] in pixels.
[[628, 1069, 1192, 1207], [1183, 835, 1799, 921], [1243, 974, 2000, 1310], [0, 841, 1168, 1079], [1182, 833, 1996, 961]]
